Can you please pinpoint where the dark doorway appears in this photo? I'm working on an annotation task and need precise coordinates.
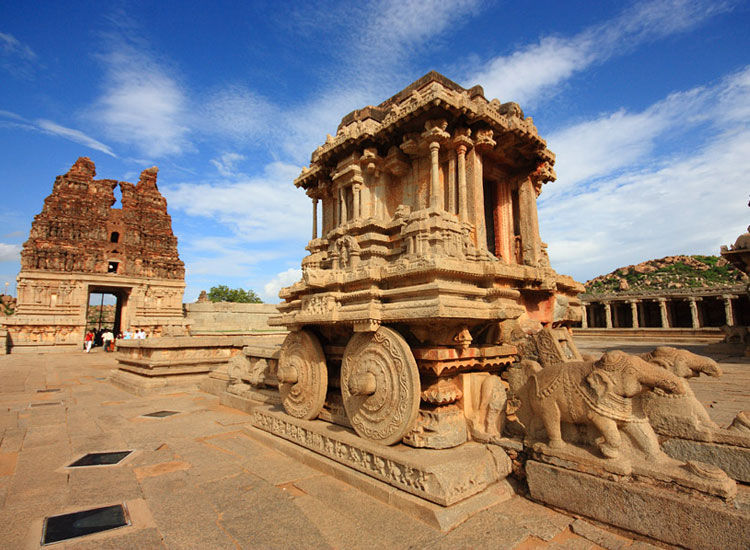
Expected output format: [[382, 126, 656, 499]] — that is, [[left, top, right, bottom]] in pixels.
[[642, 301, 662, 327], [701, 297, 726, 327], [612, 302, 632, 328], [671, 300, 693, 328], [86, 287, 129, 339]]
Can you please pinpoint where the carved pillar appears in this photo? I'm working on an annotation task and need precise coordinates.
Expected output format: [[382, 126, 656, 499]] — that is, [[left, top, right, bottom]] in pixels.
[[312, 198, 318, 239], [688, 297, 700, 328], [447, 150, 456, 215], [630, 301, 639, 328], [518, 178, 540, 266], [658, 299, 670, 328], [581, 305, 588, 329], [457, 144, 468, 222], [339, 187, 347, 225], [353, 183, 361, 220], [638, 302, 646, 328], [603, 302, 612, 329], [336, 188, 341, 226], [723, 295, 735, 326], [429, 141, 442, 210]]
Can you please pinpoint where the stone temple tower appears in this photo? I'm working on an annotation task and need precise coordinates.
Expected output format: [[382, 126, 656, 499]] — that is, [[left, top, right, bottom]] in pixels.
[[3, 157, 187, 352]]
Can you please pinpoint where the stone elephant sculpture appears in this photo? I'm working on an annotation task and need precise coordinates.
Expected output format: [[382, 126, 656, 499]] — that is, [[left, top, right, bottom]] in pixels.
[[523, 350, 685, 459], [638, 346, 721, 432], [638, 346, 722, 379]]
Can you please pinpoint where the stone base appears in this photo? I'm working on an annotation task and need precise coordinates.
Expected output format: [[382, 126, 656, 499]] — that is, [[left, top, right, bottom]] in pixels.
[[244, 418, 512, 531], [663, 437, 750, 483], [526, 460, 750, 550], [109, 368, 207, 396], [6, 342, 80, 354], [199, 374, 230, 396], [249, 404, 511, 507], [220, 386, 281, 413]]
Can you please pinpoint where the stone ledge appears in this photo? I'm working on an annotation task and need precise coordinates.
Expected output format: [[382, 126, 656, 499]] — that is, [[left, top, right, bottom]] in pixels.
[[526, 460, 750, 550], [663, 437, 750, 483]]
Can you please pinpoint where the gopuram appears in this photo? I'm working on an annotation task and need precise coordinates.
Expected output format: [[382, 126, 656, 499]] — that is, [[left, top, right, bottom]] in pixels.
[[2, 157, 187, 353], [197, 72, 749, 548]]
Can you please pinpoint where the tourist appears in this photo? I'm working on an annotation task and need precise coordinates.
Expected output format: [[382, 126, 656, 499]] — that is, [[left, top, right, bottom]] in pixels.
[[84, 330, 93, 353], [102, 329, 114, 352], [123, 329, 132, 340]]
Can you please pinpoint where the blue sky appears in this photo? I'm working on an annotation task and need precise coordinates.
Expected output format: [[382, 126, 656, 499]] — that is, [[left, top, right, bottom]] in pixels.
[[1, 0, 749, 302]]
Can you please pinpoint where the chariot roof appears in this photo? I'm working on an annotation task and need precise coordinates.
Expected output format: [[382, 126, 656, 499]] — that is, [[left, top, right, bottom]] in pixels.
[[295, 71, 555, 190]]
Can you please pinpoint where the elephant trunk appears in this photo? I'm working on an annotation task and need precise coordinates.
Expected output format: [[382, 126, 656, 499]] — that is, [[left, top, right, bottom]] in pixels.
[[636, 358, 686, 395], [695, 358, 722, 378]]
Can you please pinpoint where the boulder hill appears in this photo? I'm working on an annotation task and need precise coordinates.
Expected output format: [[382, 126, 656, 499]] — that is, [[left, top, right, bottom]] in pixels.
[[585, 255, 748, 294]]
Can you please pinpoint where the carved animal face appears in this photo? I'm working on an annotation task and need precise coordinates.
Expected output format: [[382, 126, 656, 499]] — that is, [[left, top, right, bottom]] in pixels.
[[590, 351, 685, 399], [649, 346, 722, 378]]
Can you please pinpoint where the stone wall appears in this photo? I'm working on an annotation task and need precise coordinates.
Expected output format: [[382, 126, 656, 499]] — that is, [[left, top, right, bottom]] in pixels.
[[185, 302, 281, 335]]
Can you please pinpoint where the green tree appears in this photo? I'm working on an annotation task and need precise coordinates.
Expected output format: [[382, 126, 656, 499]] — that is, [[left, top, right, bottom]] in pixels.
[[207, 285, 263, 303]]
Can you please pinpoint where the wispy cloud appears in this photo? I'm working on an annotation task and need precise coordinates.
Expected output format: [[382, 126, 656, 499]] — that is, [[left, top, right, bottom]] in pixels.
[[210, 153, 245, 177], [547, 85, 711, 194], [540, 66, 750, 280], [200, 85, 277, 144], [467, 0, 734, 106], [0, 32, 37, 78], [89, 41, 191, 157], [276, 0, 483, 163], [36, 119, 117, 157], [0, 111, 116, 157], [164, 161, 309, 243], [0, 243, 21, 263]]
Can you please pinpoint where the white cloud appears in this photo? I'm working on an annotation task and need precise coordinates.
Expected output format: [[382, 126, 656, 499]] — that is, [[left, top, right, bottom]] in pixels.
[[0, 243, 21, 263], [0, 111, 116, 157], [547, 67, 748, 197], [0, 32, 37, 78], [164, 161, 310, 243], [263, 268, 302, 302], [201, 85, 276, 143], [210, 153, 245, 177], [547, 84, 711, 194], [276, 0, 483, 163], [467, 0, 734, 105], [89, 43, 191, 157], [539, 66, 750, 281], [36, 119, 117, 157]]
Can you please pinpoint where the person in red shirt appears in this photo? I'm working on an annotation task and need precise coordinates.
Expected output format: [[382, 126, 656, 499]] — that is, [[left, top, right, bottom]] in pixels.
[[84, 330, 93, 353]]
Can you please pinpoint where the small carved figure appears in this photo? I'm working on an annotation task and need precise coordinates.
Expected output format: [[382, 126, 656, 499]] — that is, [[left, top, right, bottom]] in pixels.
[[470, 375, 507, 442]]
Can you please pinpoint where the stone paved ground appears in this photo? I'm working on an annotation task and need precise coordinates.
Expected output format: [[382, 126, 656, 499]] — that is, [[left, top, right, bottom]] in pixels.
[[1, 339, 747, 550]]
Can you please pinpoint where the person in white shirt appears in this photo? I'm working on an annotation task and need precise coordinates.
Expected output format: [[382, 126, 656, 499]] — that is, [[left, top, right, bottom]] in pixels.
[[102, 329, 114, 351]]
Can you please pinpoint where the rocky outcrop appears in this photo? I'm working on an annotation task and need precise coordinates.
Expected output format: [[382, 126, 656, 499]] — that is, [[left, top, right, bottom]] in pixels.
[[585, 255, 747, 294]]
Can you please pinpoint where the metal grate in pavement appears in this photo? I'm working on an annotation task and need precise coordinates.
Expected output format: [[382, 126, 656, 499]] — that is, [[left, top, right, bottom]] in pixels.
[[68, 451, 132, 468], [142, 410, 179, 418], [42, 503, 130, 545]]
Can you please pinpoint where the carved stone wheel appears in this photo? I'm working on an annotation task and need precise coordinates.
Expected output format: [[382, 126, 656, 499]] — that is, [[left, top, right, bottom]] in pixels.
[[277, 329, 328, 420], [341, 326, 421, 445]]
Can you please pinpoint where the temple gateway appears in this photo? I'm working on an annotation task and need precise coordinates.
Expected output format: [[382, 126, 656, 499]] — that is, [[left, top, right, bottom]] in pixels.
[[2, 157, 187, 352]]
